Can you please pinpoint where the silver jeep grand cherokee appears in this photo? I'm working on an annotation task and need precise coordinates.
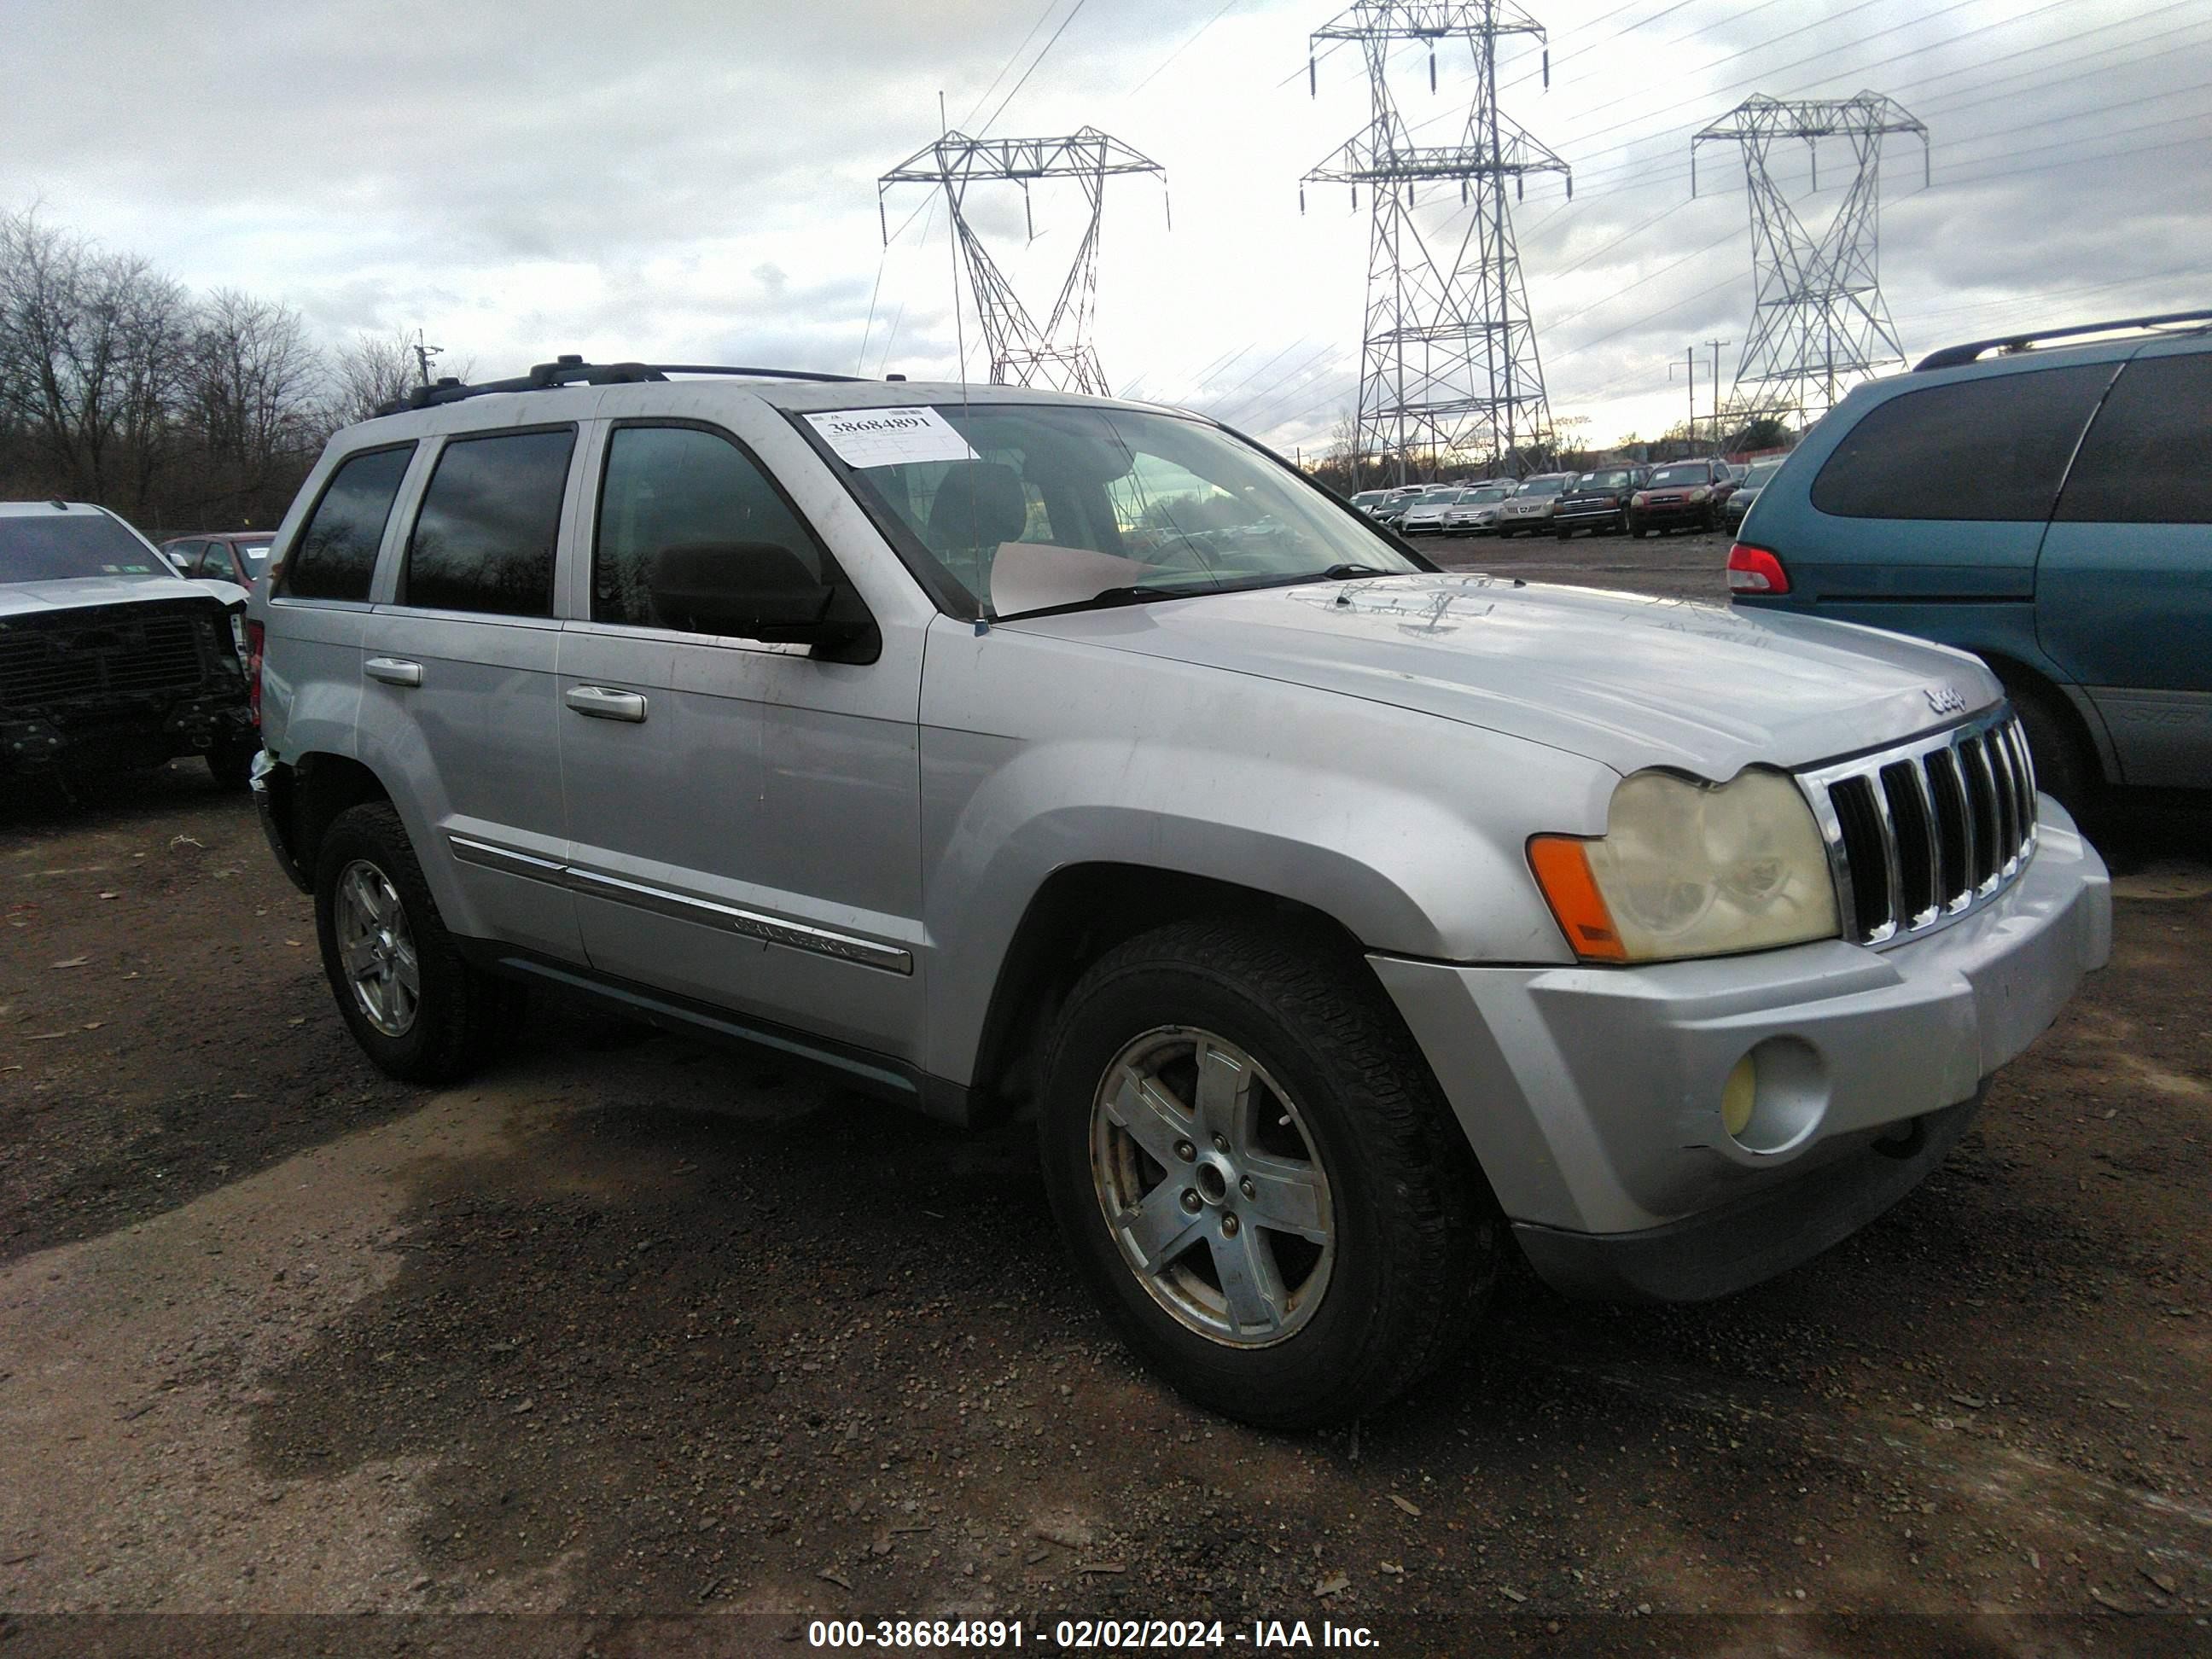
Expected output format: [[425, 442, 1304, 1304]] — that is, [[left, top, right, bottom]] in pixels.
[[248, 358, 2111, 1429]]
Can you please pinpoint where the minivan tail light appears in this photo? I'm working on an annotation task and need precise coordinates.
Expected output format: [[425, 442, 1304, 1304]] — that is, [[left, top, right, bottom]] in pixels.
[[1727, 542, 1790, 594], [246, 619, 265, 727]]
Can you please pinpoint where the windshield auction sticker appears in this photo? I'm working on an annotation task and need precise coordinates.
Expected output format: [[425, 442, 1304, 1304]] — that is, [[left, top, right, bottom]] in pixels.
[[806, 406, 978, 469]]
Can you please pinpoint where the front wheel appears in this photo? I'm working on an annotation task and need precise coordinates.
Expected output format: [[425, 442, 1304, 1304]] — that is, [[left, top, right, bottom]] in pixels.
[[313, 802, 523, 1083], [1039, 920, 1496, 1429]]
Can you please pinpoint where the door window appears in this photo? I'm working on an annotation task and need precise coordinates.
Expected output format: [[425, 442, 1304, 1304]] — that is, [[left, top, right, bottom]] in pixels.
[[284, 445, 415, 600], [1809, 364, 2115, 521], [2053, 352, 2212, 525], [592, 423, 829, 631], [401, 428, 574, 616]]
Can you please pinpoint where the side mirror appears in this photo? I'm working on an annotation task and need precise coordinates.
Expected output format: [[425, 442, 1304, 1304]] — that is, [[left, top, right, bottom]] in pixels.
[[649, 542, 871, 652]]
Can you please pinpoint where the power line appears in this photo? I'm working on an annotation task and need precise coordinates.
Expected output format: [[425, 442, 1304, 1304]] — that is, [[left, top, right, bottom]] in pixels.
[[1128, 0, 1242, 97], [978, 0, 1091, 137], [963, 0, 1063, 130]]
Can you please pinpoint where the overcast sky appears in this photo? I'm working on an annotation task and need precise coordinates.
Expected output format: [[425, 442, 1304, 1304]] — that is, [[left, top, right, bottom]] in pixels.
[[8, 0, 2207, 454]]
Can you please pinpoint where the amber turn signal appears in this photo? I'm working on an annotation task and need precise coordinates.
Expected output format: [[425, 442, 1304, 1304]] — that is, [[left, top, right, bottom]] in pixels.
[[1527, 836, 1628, 963]]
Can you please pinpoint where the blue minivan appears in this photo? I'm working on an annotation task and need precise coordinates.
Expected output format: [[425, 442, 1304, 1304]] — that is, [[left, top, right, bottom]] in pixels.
[[1728, 311, 2211, 806]]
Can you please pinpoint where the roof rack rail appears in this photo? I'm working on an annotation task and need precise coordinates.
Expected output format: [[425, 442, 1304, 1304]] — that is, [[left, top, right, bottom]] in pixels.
[[1914, 308, 2212, 372], [375, 356, 867, 416]]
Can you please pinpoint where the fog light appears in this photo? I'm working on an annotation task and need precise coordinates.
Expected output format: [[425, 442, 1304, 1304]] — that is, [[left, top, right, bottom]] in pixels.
[[1721, 1055, 1756, 1139]]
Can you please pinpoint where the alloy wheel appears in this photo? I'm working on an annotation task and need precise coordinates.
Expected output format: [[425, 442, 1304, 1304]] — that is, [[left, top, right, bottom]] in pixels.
[[335, 859, 420, 1037], [1089, 1026, 1335, 1348]]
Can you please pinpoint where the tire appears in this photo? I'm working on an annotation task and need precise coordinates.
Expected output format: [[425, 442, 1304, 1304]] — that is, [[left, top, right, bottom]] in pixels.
[[313, 801, 523, 1084], [205, 733, 256, 792], [1554, 525, 1572, 542], [2005, 678, 2100, 820], [1038, 918, 1497, 1429]]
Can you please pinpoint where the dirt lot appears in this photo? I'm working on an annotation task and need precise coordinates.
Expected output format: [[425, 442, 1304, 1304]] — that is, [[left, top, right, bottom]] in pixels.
[[3, 535, 2209, 1656]]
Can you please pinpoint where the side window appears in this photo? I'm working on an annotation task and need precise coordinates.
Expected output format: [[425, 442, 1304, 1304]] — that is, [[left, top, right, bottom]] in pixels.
[[401, 428, 574, 617], [284, 445, 415, 601], [1809, 364, 2114, 522], [593, 424, 828, 630], [2054, 353, 2212, 525], [201, 545, 237, 581]]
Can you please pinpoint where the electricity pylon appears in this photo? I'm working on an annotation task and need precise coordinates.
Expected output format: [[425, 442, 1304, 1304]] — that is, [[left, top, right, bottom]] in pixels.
[[1302, 2, 1569, 481], [879, 128, 1167, 396], [1693, 93, 1929, 432]]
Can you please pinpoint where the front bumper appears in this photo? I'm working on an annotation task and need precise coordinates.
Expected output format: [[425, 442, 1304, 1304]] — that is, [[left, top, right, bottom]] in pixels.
[[1553, 502, 1624, 529], [1370, 798, 2110, 1301], [1633, 498, 1712, 526]]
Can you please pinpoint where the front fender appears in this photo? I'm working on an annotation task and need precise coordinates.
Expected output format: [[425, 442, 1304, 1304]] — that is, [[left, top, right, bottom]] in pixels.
[[916, 622, 1614, 1086]]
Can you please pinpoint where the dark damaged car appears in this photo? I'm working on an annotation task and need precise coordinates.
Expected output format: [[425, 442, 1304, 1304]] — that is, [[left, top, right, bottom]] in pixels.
[[2, 501, 256, 789]]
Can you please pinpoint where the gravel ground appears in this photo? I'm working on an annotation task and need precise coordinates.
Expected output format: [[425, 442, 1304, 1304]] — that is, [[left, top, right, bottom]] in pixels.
[[3, 538, 2208, 1656]]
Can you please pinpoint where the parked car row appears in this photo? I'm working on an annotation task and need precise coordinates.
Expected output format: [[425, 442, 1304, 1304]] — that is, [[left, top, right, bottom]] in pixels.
[[1348, 460, 1767, 539]]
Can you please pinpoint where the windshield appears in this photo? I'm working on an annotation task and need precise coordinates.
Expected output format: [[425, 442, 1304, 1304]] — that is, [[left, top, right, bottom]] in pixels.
[[1350, 492, 1387, 506], [1743, 460, 1784, 487], [1518, 476, 1569, 497], [1578, 469, 1635, 488], [818, 403, 1419, 618], [1412, 488, 1461, 504], [1648, 463, 1710, 486], [1, 512, 168, 583]]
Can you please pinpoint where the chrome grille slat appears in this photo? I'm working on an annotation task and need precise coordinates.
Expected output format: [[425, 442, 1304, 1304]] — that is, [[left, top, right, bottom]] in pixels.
[[1797, 706, 2039, 950]]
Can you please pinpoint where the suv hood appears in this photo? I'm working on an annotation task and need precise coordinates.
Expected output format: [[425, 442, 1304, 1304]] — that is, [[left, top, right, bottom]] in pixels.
[[1006, 574, 2000, 778], [0, 573, 244, 620]]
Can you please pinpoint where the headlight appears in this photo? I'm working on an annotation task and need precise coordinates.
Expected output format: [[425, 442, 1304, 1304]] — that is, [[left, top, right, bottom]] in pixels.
[[1631, 492, 1648, 508], [1689, 486, 1710, 503], [1528, 770, 1839, 963]]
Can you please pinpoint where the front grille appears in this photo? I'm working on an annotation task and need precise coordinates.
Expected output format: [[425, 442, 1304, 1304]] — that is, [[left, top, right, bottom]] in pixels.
[[1797, 706, 2038, 946], [0, 605, 212, 707]]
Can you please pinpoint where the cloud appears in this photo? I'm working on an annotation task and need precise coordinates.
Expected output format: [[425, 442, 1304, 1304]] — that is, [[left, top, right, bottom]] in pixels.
[[5, 0, 2206, 452]]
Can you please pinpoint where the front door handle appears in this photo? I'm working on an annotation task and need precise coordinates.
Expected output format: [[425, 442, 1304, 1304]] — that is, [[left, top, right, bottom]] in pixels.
[[365, 657, 423, 687], [565, 684, 649, 723]]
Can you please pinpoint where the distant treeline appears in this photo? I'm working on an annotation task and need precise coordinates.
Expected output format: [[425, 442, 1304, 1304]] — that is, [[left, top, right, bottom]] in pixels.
[[0, 209, 426, 536]]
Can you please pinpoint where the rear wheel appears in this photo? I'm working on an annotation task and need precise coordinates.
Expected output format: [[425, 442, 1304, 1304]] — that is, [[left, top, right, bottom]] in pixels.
[[314, 802, 523, 1083], [1039, 919, 1496, 1429]]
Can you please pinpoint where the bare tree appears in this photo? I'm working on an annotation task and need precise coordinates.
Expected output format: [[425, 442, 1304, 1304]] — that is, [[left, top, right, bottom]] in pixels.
[[178, 289, 324, 520], [0, 209, 192, 514], [327, 331, 422, 428]]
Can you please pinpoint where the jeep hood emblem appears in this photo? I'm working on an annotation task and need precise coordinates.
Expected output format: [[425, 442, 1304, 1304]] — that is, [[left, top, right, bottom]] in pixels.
[[1924, 683, 1966, 715]]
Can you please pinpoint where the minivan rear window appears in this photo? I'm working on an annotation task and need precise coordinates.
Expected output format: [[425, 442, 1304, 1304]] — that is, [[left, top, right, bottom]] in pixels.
[[1810, 364, 2113, 522], [2054, 352, 2212, 525]]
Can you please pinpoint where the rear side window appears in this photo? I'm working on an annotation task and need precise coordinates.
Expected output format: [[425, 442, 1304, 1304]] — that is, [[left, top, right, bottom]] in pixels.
[[592, 423, 828, 630], [402, 428, 574, 616], [2053, 352, 2212, 525], [285, 444, 414, 600], [1810, 364, 2113, 521]]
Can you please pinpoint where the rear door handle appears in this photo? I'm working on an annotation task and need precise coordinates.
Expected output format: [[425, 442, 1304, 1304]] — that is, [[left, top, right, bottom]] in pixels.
[[365, 657, 423, 687], [565, 684, 649, 723]]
